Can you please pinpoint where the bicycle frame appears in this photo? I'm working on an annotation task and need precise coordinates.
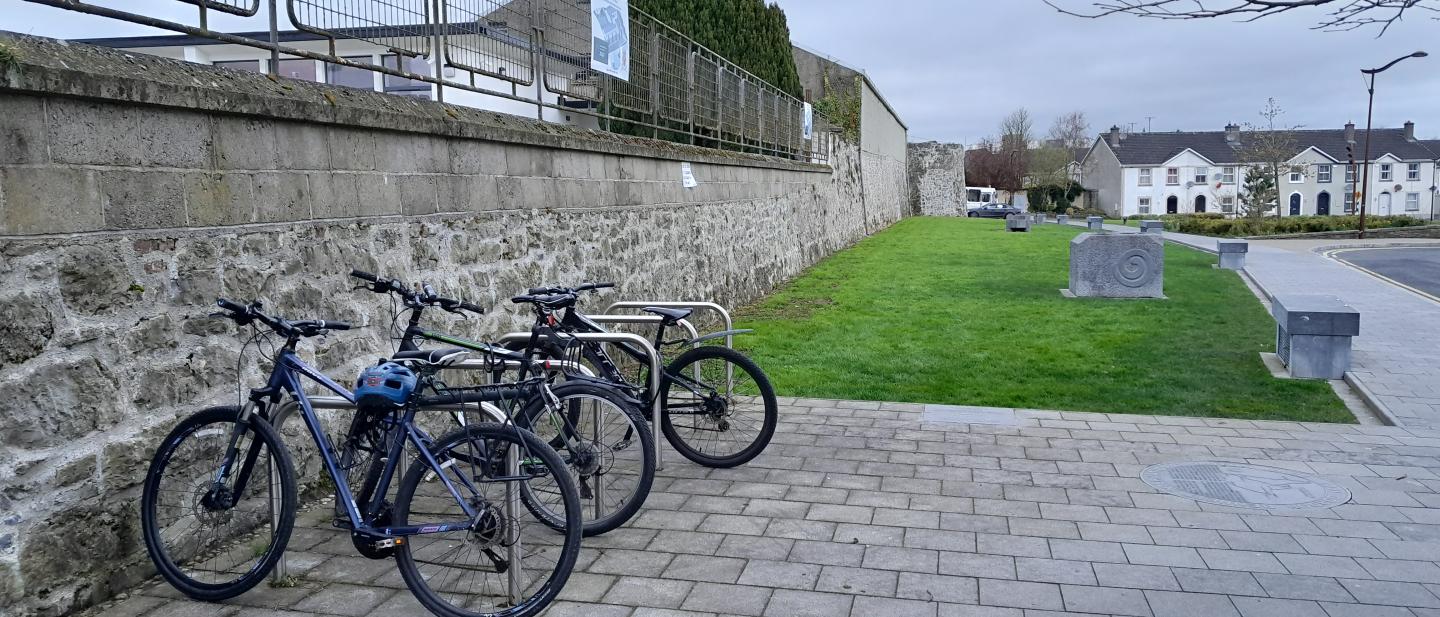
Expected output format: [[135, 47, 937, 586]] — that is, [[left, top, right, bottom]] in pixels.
[[236, 348, 482, 538]]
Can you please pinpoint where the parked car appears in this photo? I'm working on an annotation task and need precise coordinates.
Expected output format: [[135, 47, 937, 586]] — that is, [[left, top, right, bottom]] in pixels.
[[967, 203, 1022, 218]]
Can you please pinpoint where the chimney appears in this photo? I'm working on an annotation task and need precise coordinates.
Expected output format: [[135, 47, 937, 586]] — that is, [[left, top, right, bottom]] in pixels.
[[1224, 123, 1240, 145], [1345, 122, 1355, 144], [1108, 125, 1122, 146], [1404, 121, 1416, 142]]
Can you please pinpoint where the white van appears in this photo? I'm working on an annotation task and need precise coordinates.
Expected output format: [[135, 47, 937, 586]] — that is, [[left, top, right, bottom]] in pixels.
[[965, 186, 998, 210]]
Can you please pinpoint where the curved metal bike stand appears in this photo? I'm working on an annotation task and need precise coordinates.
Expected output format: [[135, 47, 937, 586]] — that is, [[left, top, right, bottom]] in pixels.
[[604, 301, 738, 398], [496, 331, 665, 470]]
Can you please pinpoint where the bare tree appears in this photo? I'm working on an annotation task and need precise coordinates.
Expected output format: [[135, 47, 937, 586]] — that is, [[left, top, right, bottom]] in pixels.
[[1044, 0, 1437, 35], [1000, 108, 1034, 152], [965, 137, 1028, 192], [1047, 112, 1091, 150], [1233, 98, 1303, 218]]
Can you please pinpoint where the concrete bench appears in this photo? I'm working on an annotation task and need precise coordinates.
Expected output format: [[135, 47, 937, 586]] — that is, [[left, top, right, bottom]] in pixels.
[[1005, 214, 1030, 232], [1056, 214, 1069, 225], [1086, 216, 1104, 231], [1272, 294, 1359, 379], [1217, 239, 1247, 270], [1139, 220, 1164, 234]]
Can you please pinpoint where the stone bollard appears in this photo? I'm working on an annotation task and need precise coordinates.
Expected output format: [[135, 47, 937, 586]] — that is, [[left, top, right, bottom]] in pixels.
[[1139, 221, 1164, 234], [1086, 216, 1103, 231], [1056, 214, 1069, 225], [1271, 295, 1359, 379], [1036, 213, 1048, 224], [1065, 233, 1165, 298], [1005, 213, 1031, 232], [1217, 239, 1248, 270]]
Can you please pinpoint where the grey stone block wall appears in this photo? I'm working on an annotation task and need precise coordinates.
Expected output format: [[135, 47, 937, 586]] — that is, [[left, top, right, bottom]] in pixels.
[[907, 141, 965, 216], [0, 33, 902, 616]]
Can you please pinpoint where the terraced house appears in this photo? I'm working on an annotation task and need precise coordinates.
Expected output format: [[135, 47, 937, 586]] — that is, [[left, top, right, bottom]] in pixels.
[[1081, 121, 1439, 219]]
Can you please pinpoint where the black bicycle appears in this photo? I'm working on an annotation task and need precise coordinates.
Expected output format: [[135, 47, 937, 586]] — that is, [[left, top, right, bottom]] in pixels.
[[349, 270, 655, 537], [139, 299, 582, 617], [517, 284, 778, 468]]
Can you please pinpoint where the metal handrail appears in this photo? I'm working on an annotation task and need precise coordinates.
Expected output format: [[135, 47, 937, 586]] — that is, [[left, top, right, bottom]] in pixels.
[[495, 331, 665, 469]]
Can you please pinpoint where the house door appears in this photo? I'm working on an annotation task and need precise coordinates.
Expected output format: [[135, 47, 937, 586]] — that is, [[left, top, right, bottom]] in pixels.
[[1289, 193, 1301, 216], [1378, 193, 1392, 215], [1317, 192, 1331, 216], [1194, 195, 1206, 213], [1166, 196, 1178, 214]]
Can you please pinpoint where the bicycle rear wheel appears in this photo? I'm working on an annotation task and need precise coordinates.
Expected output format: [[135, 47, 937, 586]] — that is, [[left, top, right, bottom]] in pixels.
[[393, 423, 581, 617], [140, 406, 296, 601], [660, 345, 778, 468], [515, 381, 655, 536]]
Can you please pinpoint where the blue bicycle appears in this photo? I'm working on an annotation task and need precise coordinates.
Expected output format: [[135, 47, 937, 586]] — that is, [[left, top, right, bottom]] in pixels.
[[139, 299, 582, 617]]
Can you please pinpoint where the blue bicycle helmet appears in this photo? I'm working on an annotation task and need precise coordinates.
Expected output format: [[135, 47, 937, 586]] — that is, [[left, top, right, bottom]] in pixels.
[[354, 362, 417, 409]]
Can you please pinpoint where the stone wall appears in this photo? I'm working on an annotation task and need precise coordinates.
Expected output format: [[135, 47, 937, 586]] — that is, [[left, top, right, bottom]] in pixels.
[[907, 142, 966, 216], [0, 33, 901, 616]]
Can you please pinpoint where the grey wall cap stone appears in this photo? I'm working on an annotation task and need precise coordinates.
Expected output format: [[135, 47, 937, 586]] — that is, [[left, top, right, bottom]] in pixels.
[[1087, 216, 1103, 223], [1140, 221, 1164, 233], [1271, 294, 1360, 336], [0, 32, 827, 174], [1006, 214, 1031, 231], [1217, 239, 1249, 253]]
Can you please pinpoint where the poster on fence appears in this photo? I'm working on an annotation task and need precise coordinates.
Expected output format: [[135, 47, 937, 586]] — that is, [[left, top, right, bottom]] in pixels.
[[802, 102, 814, 140], [590, 0, 631, 81]]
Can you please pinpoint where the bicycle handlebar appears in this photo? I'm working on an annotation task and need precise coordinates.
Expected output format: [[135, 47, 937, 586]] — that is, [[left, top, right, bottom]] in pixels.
[[526, 282, 615, 295], [351, 268, 485, 316], [214, 298, 350, 338]]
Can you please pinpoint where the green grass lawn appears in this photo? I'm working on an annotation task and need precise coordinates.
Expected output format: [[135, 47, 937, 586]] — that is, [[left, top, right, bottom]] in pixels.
[[734, 217, 1352, 422]]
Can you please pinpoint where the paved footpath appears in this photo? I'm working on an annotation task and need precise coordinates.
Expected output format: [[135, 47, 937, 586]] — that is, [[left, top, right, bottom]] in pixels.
[[1067, 220, 1440, 429], [91, 398, 1440, 617]]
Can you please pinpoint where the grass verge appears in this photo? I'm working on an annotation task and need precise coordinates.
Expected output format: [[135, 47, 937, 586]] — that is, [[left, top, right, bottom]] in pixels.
[[735, 217, 1352, 422]]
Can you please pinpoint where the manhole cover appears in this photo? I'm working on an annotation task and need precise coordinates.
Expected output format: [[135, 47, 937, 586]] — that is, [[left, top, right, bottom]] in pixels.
[[1140, 461, 1351, 511]]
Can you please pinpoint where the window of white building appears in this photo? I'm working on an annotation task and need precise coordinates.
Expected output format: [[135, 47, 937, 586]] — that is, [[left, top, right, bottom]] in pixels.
[[1407, 192, 1421, 211], [1316, 165, 1332, 183], [1288, 170, 1303, 183], [1222, 167, 1236, 184], [1138, 168, 1152, 186], [1166, 168, 1179, 185], [213, 59, 262, 72], [1408, 163, 1421, 181], [327, 55, 376, 89], [1195, 168, 1208, 184], [1220, 196, 1235, 213], [1138, 197, 1152, 214], [1345, 165, 1356, 183], [1380, 164, 1392, 181], [1344, 191, 1355, 213], [272, 58, 318, 81]]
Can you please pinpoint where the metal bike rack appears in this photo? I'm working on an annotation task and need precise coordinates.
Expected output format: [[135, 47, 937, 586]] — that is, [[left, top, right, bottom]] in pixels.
[[497, 331, 665, 470], [603, 301, 735, 350]]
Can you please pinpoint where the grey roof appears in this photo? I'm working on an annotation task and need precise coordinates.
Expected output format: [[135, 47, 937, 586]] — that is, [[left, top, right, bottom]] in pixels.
[[1421, 140, 1440, 159], [1100, 127, 1436, 166]]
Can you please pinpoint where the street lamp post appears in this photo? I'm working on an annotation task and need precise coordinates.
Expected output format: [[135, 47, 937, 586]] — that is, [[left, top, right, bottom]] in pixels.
[[1358, 51, 1427, 239]]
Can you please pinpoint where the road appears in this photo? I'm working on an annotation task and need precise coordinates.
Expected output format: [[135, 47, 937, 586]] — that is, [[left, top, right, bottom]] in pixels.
[[1334, 247, 1440, 299]]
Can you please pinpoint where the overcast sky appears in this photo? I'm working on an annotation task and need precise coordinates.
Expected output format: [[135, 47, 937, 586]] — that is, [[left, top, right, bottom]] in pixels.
[[4, 0, 1436, 145]]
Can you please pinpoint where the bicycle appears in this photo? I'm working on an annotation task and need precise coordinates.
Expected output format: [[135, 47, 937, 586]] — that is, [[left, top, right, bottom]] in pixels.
[[348, 270, 655, 537], [517, 283, 778, 468], [139, 299, 581, 617]]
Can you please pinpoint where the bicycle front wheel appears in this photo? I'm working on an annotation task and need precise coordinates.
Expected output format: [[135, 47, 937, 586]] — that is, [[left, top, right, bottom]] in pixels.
[[660, 345, 779, 467], [393, 423, 581, 617], [140, 405, 296, 601]]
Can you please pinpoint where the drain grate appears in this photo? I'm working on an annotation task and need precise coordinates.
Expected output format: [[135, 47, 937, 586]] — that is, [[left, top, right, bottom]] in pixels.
[[1141, 461, 1351, 511]]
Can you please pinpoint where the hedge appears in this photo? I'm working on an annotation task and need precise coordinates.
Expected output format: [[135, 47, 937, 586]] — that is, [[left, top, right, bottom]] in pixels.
[[1154, 214, 1427, 237]]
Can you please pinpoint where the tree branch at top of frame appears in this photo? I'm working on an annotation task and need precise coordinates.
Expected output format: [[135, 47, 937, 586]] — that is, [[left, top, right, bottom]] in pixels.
[[1042, 0, 1438, 36]]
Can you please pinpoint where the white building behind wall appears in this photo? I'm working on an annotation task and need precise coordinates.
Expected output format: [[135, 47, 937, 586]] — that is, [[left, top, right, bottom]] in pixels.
[[1081, 122, 1439, 220]]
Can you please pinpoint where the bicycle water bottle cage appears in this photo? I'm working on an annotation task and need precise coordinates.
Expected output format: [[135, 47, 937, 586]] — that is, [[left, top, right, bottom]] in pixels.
[[354, 362, 417, 409]]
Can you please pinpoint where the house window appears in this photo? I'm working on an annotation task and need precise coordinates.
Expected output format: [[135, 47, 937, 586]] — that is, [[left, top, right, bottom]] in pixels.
[[1166, 168, 1179, 185], [382, 54, 431, 95], [1288, 170, 1303, 183], [1380, 164, 1392, 181], [1221, 196, 1235, 213], [1138, 197, 1152, 214], [1407, 163, 1421, 181], [271, 58, 317, 81], [1222, 167, 1236, 184], [1407, 192, 1421, 211], [1138, 168, 1152, 186], [213, 59, 262, 72], [326, 55, 376, 89], [1345, 165, 1356, 183], [1316, 165, 1332, 183], [1195, 168, 1208, 184], [1344, 191, 1355, 213]]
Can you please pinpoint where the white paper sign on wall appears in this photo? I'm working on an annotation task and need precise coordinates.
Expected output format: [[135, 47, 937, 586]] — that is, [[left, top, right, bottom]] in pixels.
[[802, 102, 813, 141], [590, 0, 631, 81], [681, 162, 698, 188]]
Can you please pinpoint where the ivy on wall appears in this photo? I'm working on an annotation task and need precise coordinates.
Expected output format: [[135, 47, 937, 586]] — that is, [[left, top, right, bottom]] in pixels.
[[812, 68, 861, 142], [632, 0, 804, 99]]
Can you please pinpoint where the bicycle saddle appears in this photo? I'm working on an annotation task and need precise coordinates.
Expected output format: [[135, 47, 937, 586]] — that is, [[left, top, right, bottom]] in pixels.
[[642, 306, 693, 322], [392, 348, 470, 366]]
